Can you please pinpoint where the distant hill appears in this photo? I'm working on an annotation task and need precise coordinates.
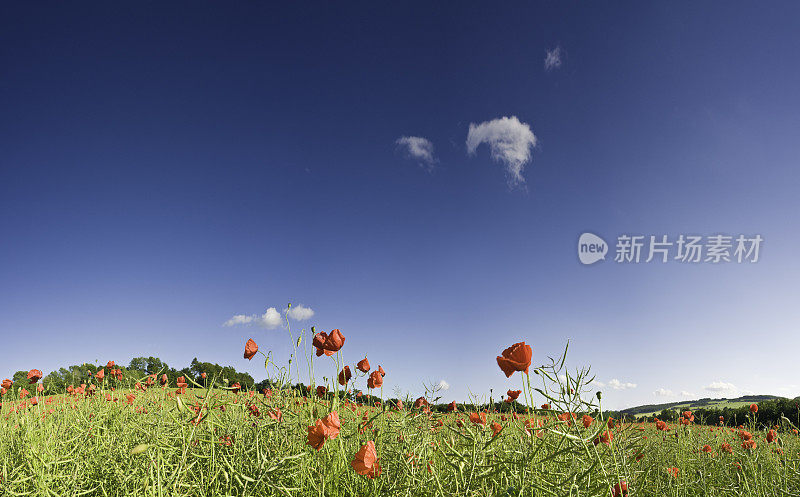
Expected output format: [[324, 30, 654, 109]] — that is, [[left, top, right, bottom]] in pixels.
[[620, 395, 782, 417]]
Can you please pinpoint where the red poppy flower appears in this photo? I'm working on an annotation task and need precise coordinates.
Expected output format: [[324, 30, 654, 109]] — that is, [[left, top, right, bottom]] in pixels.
[[160, 374, 168, 386], [94, 369, 105, 381], [316, 386, 327, 398], [667, 467, 679, 478], [767, 429, 776, 443], [378, 365, 385, 377], [469, 412, 487, 425], [125, 393, 136, 405], [307, 420, 328, 450], [506, 390, 521, 401], [356, 357, 370, 373], [106, 361, 115, 370], [201, 372, 207, 379], [749, 403, 758, 413], [1, 379, 11, 390], [27, 370, 43, 384], [268, 409, 282, 422], [414, 397, 428, 409], [496, 342, 532, 377], [338, 366, 352, 386], [351, 441, 382, 478], [367, 370, 383, 389], [593, 430, 613, 446], [582, 415, 594, 429], [244, 338, 258, 360], [491, 422, 503, 437], [611, 481, 629, 497], [540, 403, 550, 410], [321, 411, 340, 439], [447, 400, 457, 412], [230, 382, 241, 393], [312, 329, 346, 357], [176, 376, 188, 389]]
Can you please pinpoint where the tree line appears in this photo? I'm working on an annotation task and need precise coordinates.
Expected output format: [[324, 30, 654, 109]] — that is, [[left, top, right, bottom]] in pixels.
[[7, 357, 257, 395], [604, 396, 800, 429]]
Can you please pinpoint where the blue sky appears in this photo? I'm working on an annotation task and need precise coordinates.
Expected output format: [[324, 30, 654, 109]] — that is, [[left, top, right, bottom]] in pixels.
[[1, 2, 799, 409]]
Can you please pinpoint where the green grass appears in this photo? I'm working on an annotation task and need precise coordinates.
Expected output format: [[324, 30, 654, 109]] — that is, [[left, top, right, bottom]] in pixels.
[[1, 338, 799, 496]]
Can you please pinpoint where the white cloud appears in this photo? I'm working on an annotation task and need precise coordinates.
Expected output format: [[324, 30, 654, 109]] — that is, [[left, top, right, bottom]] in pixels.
[[680, 391, 695, 398], [654, 388, 674, 397], [396, 136, 437, 170], [544, 46, 562, 71], [223, 314, 254, 326], [223, 307, 283, 329], [466, 116, 537, 187], [607, 379, 637, 390], [704, 381, 738, 394], [589, 379, 605, 388], [286, 304, 315, 321], [437, 380, 450, 391]]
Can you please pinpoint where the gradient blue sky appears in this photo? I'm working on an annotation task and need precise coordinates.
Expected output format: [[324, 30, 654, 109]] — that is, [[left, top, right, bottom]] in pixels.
[[2, 2, 799, 409]]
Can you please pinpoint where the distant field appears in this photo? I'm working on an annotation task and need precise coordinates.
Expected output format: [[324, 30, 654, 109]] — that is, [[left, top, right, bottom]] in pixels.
[[621, 395, 783, 419], [631, 399, 763, 418]]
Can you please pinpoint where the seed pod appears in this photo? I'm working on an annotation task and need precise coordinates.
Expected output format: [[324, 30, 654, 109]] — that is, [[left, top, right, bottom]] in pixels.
[[130, 444, 150, 456]]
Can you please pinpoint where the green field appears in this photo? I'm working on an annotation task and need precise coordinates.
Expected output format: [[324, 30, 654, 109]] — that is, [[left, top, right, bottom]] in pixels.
[[626, 398, 780, 419], [1, 338, 798, 496]]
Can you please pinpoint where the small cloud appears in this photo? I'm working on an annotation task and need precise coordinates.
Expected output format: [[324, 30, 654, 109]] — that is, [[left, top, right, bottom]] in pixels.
[[466, 116, 537, 187], [223, 314, 254, 327], [680, 391, 695, 398], [437, 380, 450, 391], [286, 304, 314, 321], [223, 307, 283, 330], [654, 388, 674, 397], [607, 378, 637, 390], [544, 46, 563, 71], [704, 381, 738, 394], [396, 136, 437, 170]]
